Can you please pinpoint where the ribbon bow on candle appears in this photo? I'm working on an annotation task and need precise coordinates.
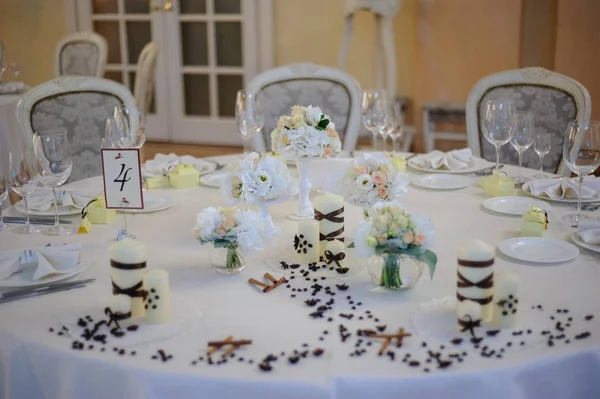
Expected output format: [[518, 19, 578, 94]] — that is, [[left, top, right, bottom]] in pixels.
[[456, 271, 493, 289], [104, 307, 132, 329], [111, 280, 148, 300], [324, 250, 346, 268], [319, 227, 345, 243], [458, 315, 481, 338], [314, 208, 344, 223]]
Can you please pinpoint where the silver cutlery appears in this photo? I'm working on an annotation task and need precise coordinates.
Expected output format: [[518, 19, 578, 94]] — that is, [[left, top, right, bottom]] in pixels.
[[0, 278, 95, 304], [3, 217, 73, 225], [475, 164, 505, 176]]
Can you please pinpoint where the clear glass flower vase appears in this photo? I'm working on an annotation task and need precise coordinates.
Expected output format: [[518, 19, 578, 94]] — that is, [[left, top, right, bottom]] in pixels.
[[210, 244, 246, 275], [367, 253, 424, 291]]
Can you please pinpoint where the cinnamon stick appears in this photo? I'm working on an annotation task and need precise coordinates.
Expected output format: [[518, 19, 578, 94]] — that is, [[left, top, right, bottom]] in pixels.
[[378, 337, 391, 356], [207, 339, 252, 348], [208, 336, 232, 354], [248, 278, 269, 289], [264, 273, 278, 283], [263, 277, 287, 293]]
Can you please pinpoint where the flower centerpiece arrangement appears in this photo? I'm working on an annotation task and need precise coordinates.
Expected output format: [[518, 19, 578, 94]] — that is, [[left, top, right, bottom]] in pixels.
[[270, 105, 342, 218], [352, 202, 437, 290], [338, 153, 409, 210], [193, 207, 275, 275]]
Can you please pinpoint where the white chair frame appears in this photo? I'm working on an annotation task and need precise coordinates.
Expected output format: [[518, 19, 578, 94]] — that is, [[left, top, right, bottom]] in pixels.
[[466, 67, 591, 176], [55, 31, 108, 78], [134, 42, 159, 116], [16, 76, 138, 148], [247, 63, 363, 153]]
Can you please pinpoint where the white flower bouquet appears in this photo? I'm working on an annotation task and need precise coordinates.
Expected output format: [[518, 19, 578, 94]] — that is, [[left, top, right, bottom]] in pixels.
[[351, 201, 437, 289], [193, 207, 275, 271], [221, 152, 297, 205], [338, 153, 409, 209], [270, 105, 342, 161]]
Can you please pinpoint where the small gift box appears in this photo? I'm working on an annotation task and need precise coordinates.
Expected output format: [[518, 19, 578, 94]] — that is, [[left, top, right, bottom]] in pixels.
[[388, 155, 407, 173], [145, 175, 169, 190], [85, 196, 116, 224], [168, 164, 200, 189], [480, 173, 515, 197]]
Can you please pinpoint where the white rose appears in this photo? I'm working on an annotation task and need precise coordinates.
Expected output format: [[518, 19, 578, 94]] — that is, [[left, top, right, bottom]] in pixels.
[[356, 174, 374, 193], [240, 169, 272, 199], [305, 105, 323, 126]]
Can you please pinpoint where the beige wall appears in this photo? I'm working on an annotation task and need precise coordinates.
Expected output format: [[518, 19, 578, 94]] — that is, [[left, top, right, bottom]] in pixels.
[[0, 0, 66, 85]]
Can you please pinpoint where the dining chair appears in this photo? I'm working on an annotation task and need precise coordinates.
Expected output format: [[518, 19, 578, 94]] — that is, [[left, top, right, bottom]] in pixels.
[[246, 63, 362, 153], [466, 67, 591, 176], [133, 42, 159, 116], [55, 31, 108, 78], [16, 76, 138, 181]]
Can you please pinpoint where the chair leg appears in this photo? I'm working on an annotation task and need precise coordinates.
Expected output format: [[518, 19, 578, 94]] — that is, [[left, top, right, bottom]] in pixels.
[[423, 109, 434, 153], [374, 14, 384, 92], [338, 15, 354, 71], [379, 16, 396, 101]]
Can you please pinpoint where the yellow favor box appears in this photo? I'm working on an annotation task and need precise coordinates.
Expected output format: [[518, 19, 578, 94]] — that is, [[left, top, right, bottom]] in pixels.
[[86, 196, 116, 224], [168, 164, 200, 189], [78, 217, 92, 234], [389, 155, 407, 173], [145, 175, 169, 190], [480, 173, 515, 197], [521, 206, 548, 237]]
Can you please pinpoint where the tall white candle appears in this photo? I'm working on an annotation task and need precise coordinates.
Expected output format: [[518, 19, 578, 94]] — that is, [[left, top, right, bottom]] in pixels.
[[110, 238, 147, 318], [492, 273, 520, 328], [143, 269, 171, 324], [313, 193, 344, 257], [457, 239, 495, 321], [325, 240, 345, 268], [296, 219, 320, 264], [456, 299, 482, 333]]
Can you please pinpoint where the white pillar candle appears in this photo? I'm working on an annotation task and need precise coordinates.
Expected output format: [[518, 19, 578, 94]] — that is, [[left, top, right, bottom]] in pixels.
[[296, 219, 320, 264], [143, 269, 171, 324], [313, 193, 345, 257], [457, 239, 495, 321], [456, 299, 482, 333], [106, 294, 132, 328], [110, 238, 147, 318], [325, 240, 345, 268], [492, 273, 520, 328]]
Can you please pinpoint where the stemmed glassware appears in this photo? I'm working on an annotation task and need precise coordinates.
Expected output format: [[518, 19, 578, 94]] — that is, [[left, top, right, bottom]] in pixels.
[[0, 176, 9, 231], [387, 103, 404, 153], [484, 100, 515, 172], [361, 89, 387, 151], [534, 132, 552, 179], [235, 90, 264, 154], [33, 129, 74, 235], [112, 105, 146, 149], [510, 112, 534, 184], [562, 120, 600, 227], [8, 148, 40, 234]]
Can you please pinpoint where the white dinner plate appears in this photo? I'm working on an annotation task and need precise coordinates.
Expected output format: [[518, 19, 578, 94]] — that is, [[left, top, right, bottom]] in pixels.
[[411, 174, 471, 190], [0, 250, 96, 288], [119, 194, 175, 213], [142, 156, 217, 177], [407, 155, 490, 174], [200, 171, 228, 188], [499, 237, 579, 263], [15, 202, 81, 216], [570, 232, 600, 254], [521, 181, 600, 203], [483, 196, 551, 216]]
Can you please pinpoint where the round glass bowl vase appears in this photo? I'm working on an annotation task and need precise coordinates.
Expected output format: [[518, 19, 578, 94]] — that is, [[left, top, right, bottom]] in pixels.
[[210, 244, 246, 275], [366, 253, 424, 291]]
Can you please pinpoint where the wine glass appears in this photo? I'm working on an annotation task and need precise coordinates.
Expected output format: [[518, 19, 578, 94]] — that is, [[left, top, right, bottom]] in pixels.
[[0, 176, 9, 231], [8, 148, 40, 234], [510, 112, 534, 184], [368, 100, 393, 153], [484, 100, 516, 172], [361, 89, 387, 151], [387, 103, 404, 153], [33, 129, 74, 235], [534, 132, 552, 179], [562, 120, 600, 227], [235, 90, 264, 154], [113, 105, 146, 149]]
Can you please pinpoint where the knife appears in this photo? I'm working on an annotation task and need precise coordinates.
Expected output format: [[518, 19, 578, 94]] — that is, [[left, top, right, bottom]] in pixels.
[[0, 278, 95, 299], [0, 279, 95, 304], [3, 217, 73, 225]]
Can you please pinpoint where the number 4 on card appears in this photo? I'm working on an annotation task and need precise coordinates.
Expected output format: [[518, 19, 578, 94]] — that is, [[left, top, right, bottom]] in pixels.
[[101, 149, 144, 209]]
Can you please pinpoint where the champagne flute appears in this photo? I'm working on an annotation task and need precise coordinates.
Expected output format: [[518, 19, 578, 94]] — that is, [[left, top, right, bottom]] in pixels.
[[534, 132, 552, 179], [370, 99, 393, 153], [387, 103, 404, 153], [235, 90, 264, 154], [8, 148, 40, 234], [33, 129, 74, 235], [562, 120, 600, 227], [0, 176, 9, 231], [361, 89, 387, 151], [510, 112, 534, 184], [484, 100, 515, 172]]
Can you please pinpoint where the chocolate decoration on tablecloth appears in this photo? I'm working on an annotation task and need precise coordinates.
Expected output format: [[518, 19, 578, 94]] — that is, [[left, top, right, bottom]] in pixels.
[[104, 307, 132, 329]]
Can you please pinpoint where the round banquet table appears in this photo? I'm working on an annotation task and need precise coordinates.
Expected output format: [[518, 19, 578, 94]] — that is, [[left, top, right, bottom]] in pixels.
[[0, 155, 599, 399]]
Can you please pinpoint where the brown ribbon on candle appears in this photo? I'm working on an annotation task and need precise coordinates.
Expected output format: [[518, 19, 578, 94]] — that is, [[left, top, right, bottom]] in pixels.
[[456, 292, 493, 305], [457, 271, 493, 289], [112, 280, 147, 299], [319, 226, 345, 242], [324, 250, 346, 268], [314, 207, 344, 223], [110, 260, 147, 270], [458, 315, 481, 338], [104, 307, 132, 329], [457, 258, 494, 267]]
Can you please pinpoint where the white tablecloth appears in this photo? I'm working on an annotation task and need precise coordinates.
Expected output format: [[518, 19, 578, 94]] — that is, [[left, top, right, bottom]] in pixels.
[[0, 94, 24, 210], [0, 156, 599, 399]]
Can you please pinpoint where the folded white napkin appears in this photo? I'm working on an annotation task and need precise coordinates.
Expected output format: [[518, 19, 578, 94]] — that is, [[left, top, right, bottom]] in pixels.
[[414, 148, 473, 170], [578, 220, 600, 245], [528, 177, 600, 200], [0, 81, 26, 94], [143, 153, 214, 177], [0, 243, 81, 281], [27, 189, 94, 212]]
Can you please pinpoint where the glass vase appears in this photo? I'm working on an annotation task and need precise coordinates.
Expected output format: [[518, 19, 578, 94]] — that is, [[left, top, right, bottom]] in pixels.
[[367, 253, 424, 291], [210, 243, 246, 275]]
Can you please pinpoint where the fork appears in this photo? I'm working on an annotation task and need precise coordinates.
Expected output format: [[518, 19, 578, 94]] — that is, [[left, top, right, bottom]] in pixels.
[[475, 164, 504, 176]]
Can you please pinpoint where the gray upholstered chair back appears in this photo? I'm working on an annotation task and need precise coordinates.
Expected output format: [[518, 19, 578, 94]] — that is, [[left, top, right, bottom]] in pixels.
[[466, 67, 591, 176], [55, 32, 108, 77]]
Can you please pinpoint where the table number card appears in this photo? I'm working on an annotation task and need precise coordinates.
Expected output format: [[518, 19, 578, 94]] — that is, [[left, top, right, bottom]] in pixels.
[[101, 149, 144, 209]]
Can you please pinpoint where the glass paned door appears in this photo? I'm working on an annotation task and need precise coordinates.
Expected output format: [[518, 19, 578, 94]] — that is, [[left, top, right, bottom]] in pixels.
[[77, 0, 170, 141], [164, 0, 259, 145]]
